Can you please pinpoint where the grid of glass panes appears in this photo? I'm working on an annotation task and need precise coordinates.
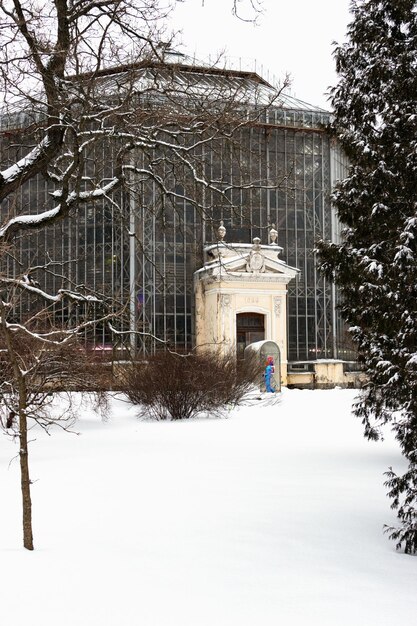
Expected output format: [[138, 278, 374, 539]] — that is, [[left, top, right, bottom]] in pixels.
[[0, 103, 343, 361]]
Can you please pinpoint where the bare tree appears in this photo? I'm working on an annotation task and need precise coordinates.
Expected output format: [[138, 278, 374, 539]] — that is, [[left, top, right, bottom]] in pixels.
[[0, 0, 281, 240], [0, 0, 286, 343], [0, 295, 111, 550]]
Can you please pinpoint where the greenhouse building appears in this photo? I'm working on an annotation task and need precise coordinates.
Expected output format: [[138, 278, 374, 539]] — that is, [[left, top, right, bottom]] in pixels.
[[0, 53, 356, 386]]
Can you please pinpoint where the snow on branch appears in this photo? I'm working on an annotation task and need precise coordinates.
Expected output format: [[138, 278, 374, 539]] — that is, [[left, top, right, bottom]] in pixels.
[[0, 275, 102, 304], [0, 137, 51, 184], [0, 206, 62, 241], [3, 310, 116, 346], [0, 175, 123, 241]]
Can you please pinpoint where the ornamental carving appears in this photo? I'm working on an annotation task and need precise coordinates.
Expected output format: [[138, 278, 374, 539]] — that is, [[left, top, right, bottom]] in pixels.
[[221, 294, 232, 310], [246, 237, 265, 273], [274, 297, 282, 315], [220, 274, 288, 283], [217, 220, 226, 241], [269, 224, 278, 245]]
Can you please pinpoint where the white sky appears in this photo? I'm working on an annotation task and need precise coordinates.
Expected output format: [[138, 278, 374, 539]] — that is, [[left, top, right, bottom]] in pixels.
[[169, 0, 352, 110]]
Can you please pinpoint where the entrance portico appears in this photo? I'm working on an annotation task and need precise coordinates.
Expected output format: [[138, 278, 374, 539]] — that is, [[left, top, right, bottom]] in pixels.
[[194, 225, 299, 385]]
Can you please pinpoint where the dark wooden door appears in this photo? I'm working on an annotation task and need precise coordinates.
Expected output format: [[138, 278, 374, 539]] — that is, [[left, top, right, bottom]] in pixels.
[[236, 312, 265, 358]]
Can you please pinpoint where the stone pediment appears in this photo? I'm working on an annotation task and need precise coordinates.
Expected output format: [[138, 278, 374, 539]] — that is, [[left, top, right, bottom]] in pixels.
[[197, 238, 299, 281]]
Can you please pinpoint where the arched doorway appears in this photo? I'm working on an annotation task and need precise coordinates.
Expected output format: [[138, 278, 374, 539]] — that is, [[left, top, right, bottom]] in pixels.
[[236, 312, 265, 359]]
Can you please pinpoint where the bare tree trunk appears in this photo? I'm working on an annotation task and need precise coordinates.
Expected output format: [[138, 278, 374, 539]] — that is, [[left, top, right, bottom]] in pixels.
[[0, 302, 34, 550], [19, 398, 34, 551]]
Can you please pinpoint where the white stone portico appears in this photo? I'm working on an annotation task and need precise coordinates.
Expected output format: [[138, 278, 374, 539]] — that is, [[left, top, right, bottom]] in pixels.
[[194, 225, 299, 385]]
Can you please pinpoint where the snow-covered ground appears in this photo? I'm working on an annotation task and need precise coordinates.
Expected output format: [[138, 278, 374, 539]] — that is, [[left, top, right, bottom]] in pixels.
[[1, 389, 416, 625]]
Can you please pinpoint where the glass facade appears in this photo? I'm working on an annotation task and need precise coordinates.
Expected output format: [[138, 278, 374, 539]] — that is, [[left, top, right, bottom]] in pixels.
[[130, 107, 341, 361], [0, 66, 347, 362]]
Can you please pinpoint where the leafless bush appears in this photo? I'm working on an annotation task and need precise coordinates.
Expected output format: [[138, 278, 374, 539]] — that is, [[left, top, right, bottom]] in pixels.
[[121, 350, 261, 420], [0, 333, 111, 429], [0, 326, 111, 551]]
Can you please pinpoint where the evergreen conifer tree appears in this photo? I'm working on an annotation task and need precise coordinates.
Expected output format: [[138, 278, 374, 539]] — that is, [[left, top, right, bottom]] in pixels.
[[318, 0, 417, 553]]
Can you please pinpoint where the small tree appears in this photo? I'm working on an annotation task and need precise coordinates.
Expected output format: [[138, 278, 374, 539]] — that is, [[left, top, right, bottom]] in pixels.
[[122, 350, 260, 420], [317, 0, 417, 552], [0, 298, 111, 550]]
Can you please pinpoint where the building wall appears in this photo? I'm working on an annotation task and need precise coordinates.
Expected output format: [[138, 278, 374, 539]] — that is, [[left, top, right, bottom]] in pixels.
[[195, 277, 290, 383], [134, 113, 340, 360], [0, 102, 346, 361]]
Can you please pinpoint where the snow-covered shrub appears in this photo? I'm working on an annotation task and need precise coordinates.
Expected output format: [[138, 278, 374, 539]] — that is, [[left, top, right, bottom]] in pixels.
[[121, 351, 260, 420]]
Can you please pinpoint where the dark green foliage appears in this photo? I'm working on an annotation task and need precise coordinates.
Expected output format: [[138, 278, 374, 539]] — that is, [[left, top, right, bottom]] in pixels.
[[317, 0, 417, 552], [122, 350, 260, 420], [384, 455, 417, 554]]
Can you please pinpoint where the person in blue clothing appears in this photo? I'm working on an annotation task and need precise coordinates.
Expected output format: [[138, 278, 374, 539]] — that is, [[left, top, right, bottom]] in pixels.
[[264, 356, 276, 393]]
